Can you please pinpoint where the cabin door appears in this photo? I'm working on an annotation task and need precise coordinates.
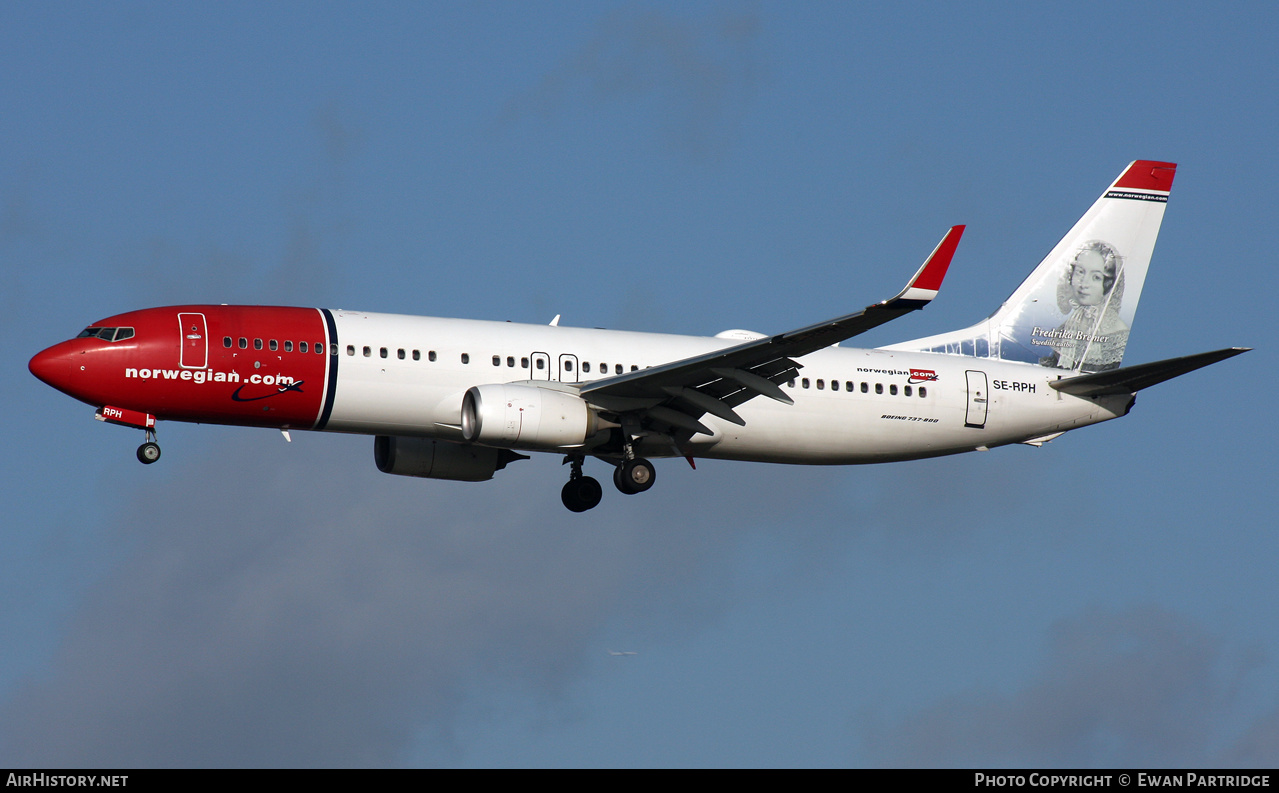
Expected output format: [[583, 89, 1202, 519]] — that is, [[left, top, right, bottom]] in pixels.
[[530, 352, 551, 380], [965, 370, 989, 429], [558, 354, 579, 383], [178, 312, 208, 369]]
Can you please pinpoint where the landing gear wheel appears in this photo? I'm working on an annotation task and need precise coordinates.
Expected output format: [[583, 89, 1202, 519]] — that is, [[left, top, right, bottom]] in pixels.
[[137, 441, 161, 464], [614, 458, 656, 495], [561, 476, 603, 512]]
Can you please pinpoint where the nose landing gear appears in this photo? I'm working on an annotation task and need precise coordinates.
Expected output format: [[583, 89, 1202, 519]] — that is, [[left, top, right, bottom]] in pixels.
[[136, 428, 161, 465]]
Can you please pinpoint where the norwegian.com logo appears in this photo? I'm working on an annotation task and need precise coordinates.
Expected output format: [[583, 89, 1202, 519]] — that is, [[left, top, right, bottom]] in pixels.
[[908, 369, 939, 384]]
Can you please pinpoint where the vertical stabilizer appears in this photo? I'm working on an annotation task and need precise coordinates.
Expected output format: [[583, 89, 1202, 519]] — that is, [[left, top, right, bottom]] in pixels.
[[884, 160, 1176, 373]]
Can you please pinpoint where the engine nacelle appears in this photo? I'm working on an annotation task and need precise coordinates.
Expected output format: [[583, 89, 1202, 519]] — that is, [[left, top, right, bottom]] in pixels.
[[373, 435, 525, 482], [460, 383, 599, 449]]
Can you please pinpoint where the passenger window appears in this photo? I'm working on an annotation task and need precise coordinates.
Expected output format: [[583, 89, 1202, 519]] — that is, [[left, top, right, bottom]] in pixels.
[[802, 378, 810, 389], [919, 386, 927, 398], [816, 379, 825, 390], [429, 351, 437, 362], [269, 340, 278, 351], [861, 382, 869, 393], [631, 365, 638, 371], [461, 353, 470, 364], [831, 380, 839, 391], [363, 346, 371, 357], [239, 338, 248, 349], [223, 337, 233, 348], [846, 381, 854, 392], [583, 362, 591, 373], [565, 360, 574, 371], [615, 364, 623, 375], [521, 357, 529, 368], [412, 350, 420, 361], [788, 380, 796, 388], [254, 339, 263, 350], [380, 347, 387, 359], [492, 355, 500, 366], [507, 356, 515, 367], [300, 341, 308, 353], [875, 383, 883, 394], [284, 341, 293, 352], [535, 358, 544, 370], [890, 384, 898, 396], [397, 349, 405, 360], [904, 385, 912, 397]]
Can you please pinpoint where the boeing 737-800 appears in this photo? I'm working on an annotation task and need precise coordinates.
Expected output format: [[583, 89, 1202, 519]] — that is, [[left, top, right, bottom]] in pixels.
[[29, 160, 1247, 511]]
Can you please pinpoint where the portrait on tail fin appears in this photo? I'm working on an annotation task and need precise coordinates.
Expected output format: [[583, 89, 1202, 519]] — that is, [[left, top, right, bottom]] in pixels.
[[883, 160, 1175, 374], [1035, 240, 1129, 372]]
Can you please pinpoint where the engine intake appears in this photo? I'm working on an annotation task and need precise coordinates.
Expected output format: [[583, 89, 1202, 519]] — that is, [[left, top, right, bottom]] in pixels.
[[461, 383, 601, 449]]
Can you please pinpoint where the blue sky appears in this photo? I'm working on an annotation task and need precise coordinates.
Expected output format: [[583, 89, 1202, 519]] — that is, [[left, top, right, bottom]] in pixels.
[[2, 2, 1276, 767]]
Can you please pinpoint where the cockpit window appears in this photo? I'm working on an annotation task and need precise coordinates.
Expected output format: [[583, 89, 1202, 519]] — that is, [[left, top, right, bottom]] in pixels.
[[77, 327, 134, 342]]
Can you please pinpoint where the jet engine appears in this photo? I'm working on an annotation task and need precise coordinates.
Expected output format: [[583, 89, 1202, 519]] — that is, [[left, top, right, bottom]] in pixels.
[[374, 435, 526, 482], [460, 383, 603, 449]]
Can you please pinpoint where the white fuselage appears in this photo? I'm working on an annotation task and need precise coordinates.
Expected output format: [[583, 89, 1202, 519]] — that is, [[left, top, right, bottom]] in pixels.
[[322, 310, 1130, 463]]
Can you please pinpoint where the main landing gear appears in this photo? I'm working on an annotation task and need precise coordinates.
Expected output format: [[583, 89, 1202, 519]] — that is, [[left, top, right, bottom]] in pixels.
[[561, 456, 603, 513], [136, 428, 161, 465], [561, 452, 658, 512], [614, 457, 656, 495]]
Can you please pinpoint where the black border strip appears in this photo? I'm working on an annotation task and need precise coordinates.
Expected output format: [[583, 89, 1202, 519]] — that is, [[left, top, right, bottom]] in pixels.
[[1105, 189, 1168, 202], [314, 308, 340, 430]]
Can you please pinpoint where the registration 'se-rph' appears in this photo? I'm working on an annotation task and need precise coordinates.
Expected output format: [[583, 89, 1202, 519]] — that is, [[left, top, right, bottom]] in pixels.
[[30, 161, 1248, 511]]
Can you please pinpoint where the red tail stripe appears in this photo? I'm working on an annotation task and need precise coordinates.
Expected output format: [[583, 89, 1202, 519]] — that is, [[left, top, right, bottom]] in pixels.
[[1113, 160, 1177, 192]]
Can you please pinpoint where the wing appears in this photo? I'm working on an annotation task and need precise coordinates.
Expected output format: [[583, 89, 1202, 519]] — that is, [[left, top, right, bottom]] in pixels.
[[578, 226, 965, 438]]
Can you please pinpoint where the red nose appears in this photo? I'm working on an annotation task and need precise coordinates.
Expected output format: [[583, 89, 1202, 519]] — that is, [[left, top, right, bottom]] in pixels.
[[29, 341, 85, 399], [29, 345, 66, 388]]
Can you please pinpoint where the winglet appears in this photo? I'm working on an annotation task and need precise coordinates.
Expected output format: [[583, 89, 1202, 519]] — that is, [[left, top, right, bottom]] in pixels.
[[894, 225, 964, 303]]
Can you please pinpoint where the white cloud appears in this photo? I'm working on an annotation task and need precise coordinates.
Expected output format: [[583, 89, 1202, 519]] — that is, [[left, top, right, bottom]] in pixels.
[[862, 605, 1279, 767], [0, 434, 836, 767]]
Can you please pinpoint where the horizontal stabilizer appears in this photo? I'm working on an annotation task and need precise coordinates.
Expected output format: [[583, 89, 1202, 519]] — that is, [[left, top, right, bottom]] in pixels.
[[1050, 347, 1250, 397]]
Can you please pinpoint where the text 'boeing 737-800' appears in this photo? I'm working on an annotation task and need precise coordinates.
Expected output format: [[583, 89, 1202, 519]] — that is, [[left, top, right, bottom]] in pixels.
[[30, 161, 1248, 512]]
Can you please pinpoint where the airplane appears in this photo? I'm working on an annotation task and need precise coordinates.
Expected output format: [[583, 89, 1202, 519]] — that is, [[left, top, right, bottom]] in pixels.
[[29, 160, 1248, 513], [607, 650, 638, 657]]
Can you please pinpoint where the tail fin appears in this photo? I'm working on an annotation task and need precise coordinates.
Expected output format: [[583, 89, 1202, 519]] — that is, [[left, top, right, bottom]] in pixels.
[[884, 160, 1177, 373]]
